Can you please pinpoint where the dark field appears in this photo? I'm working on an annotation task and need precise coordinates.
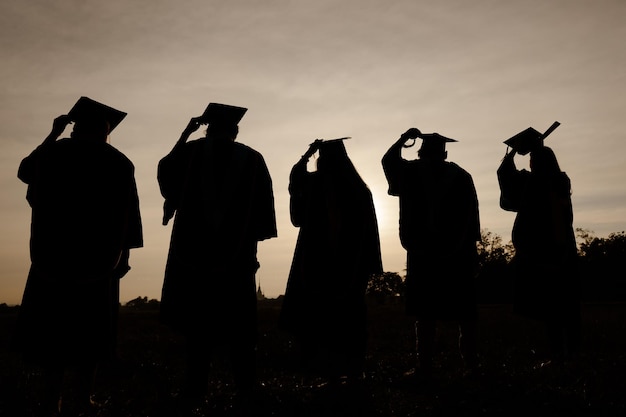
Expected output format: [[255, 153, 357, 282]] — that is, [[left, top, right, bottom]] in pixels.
[[1, 301, 625, 416]]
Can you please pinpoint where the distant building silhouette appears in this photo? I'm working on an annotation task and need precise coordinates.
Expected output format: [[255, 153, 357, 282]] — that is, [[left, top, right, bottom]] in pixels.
[[256, 280, 266, 301]]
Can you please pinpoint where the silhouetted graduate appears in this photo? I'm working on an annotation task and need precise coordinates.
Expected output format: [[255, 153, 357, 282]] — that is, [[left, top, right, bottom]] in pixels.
[[15, 97, 143, 415], [498, 122, 581, 361], [382, 128, 480, 382], [158, 103, 277, 401], [280, 138, 383, 382]]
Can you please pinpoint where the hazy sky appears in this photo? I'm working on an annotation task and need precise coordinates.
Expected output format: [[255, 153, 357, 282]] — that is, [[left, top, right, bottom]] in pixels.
[[1, 0, 625, 304]]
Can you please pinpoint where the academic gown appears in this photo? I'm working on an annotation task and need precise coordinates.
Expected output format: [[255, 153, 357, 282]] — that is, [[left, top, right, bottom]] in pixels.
[[279, 159, 383, 350], [14, 137, 143, 365], [383, 154, 480, 320], [497, 156, 579, 320], [158, 137, 277, 338]]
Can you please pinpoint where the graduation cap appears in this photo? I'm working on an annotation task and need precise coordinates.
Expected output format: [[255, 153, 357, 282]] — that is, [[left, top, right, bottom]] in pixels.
[[318, 137, 351, 158], [420, 132, 457, 145], [504, 121, 560, 155], [405, 131, 458, 156], [199, 102, 247, 125], [68, 96, 127, 132]]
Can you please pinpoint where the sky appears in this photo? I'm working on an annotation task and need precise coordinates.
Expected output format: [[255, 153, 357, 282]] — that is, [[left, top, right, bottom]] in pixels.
[[1, 0, 625, 304]]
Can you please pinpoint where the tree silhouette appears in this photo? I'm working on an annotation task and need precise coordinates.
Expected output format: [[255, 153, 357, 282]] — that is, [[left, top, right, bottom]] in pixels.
[[477, 229, 514, 267], [124, 296, 159, 310], [576, 228, 626, 301], [367, 272, 405, 304], [475, 229, 515, 304]]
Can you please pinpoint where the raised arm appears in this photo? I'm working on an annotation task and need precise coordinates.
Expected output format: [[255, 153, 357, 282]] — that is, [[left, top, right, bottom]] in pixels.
[[170, 117, 203, 153], [382, 128, 420, 196], [18, 115, 71, 184], [382, 128, 421, 161], [288, 139, 321, 227], [497, 149, 523, 212]]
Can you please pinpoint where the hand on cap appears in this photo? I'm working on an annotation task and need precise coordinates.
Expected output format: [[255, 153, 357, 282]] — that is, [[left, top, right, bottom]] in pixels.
[[401, 128, 421, 141], [51, 115, 71, 136], [183, 117, 202, 135], [42, 115, 71, 145], [302, 139, 323, 160], [501, 148, 517, 163], [173, 117, 203, 150], [309, 138, 323, 150]]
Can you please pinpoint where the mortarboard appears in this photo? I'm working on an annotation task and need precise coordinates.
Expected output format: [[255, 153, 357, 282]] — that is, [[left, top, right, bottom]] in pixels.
[[419, 132, 457, 144], [503, 121, 560, 155], [199, 102, 247, 125], [416, 132, 458, 153], [68, 96, 127, 132], [318, 137, 351, 158]]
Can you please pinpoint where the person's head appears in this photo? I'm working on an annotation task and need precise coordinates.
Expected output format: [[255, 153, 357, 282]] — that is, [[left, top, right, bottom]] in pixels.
[[200, 103, 246, 142], [418, 142, 447, 161], [67, 97, 126, 142], [317, 139, 350, 172], [70, 117, 110, 142], [206, 122, 239, 142], [417, 133, 456, 161], [315, 139, 368, 192], [530, 146, 561, 175]]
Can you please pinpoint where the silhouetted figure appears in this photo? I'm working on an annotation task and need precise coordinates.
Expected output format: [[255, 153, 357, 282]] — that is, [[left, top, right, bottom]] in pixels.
[[498, 124, 581, 362], [280, 138, 383, 383], [14, 97, 143, 416], [158, 103, 277, 404], [382, 128, 480, 382]]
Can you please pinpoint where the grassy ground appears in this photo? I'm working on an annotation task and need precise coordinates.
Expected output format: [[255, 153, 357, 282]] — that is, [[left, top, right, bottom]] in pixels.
[[1, 301, 625, 416]]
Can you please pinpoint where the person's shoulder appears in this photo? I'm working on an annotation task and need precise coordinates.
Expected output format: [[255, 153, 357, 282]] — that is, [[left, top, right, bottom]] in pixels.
[[445, 160, 477, 181], [50, 137, 74, 149], [102, 143, 136, 169], [446, 160, 471, 174], [233, 141, 257, 153], [46, 137, 84, 155], [174, 138, 205, 152], [233, 141, 265, 159], [172, 138, 205, 156]]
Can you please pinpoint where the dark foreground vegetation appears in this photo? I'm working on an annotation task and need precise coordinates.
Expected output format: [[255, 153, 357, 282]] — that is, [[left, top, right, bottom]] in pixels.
[[1, 299, 625, 417]]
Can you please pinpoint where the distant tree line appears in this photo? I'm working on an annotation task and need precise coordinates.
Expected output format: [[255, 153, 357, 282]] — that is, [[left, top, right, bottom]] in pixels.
[[5, 228, 624, 309], [123, 296, 160, 309], [576, 229, 626, 302], [367, 229, 626, 304]]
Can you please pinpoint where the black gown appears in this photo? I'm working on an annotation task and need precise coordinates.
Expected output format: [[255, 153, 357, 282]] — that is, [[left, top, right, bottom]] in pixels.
[[158, 137, 277, 340], [280, 148, 382, 376], [382, 152, 480, 320], [15, 137, 143, 365], [497, 155, 579, 321]]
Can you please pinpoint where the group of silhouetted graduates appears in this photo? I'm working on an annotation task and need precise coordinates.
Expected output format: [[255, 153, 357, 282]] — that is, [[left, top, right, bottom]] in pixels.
[[13, 97, 581, 416]]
